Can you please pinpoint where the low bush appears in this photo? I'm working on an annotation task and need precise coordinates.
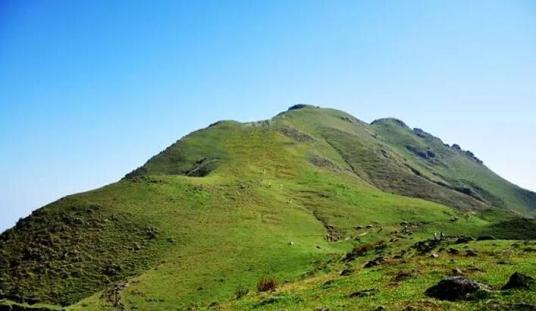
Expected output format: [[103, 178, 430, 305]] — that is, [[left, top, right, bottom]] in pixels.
[[256, 276, 277, 292]]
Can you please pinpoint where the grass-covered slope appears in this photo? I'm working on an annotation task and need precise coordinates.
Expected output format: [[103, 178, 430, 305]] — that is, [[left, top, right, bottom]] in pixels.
[[273, 107, 494, 211], [1, 105, 535, 310], [370, 118, 536, 213], [0, 191, 162, 306]]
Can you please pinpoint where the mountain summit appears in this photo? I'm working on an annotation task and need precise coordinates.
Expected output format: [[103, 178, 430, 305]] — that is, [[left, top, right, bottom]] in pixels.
[[1, 106, 535, 310]]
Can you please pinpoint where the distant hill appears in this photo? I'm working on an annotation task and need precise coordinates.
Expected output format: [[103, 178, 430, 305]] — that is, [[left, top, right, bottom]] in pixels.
[[1, 106, 535, 310]]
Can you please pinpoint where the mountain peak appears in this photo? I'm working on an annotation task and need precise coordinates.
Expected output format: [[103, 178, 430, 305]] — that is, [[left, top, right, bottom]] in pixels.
[[370, 117, 409, 128], [287, 104, 320, 111]]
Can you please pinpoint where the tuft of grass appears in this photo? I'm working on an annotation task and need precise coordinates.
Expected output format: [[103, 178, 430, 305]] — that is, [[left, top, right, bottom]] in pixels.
[[234, 286, 249, 299], [256, 277, 278, 293]]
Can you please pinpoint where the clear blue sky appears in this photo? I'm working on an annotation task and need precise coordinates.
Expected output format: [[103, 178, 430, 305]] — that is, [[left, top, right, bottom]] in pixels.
[[1, 0, 535, 231]]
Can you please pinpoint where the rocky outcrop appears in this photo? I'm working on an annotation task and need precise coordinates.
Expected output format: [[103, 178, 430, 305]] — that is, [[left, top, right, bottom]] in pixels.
[[425, 276, 487, 301], [502, 272, 535, 290]]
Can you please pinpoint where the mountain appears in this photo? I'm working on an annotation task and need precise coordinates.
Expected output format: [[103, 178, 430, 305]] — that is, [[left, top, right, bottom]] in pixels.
[[1, 105, 535, 310]]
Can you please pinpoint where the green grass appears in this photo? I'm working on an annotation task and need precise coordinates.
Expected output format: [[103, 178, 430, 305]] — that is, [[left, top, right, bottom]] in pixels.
[[1, 105, 535, 310], [224, 240, 536, 311]]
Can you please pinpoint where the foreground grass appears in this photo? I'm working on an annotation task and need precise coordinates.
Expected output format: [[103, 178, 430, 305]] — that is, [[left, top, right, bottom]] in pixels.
[[224, 239, 536, 311]]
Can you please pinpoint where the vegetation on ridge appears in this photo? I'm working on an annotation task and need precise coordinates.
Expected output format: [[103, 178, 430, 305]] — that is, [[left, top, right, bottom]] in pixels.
[[1, 105, 535, 310]]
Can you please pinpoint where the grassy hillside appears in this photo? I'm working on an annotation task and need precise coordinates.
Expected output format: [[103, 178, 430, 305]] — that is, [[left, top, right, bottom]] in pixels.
[[370, 118, 536, 213], [1, 105, 535, 310]]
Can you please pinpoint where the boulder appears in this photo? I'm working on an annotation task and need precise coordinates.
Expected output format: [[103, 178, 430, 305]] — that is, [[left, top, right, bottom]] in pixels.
[[425, 276, 486, 301], [340, 268, 354, 276], [502, 272, 535, 290], [364, 256, 384, 268], [413, 128, 428, 138], [349, 288, 377, 298]]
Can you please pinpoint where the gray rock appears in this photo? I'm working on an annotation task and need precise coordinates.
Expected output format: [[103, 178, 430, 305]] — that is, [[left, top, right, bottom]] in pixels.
[[502, 272, 535, 290], [425, 276, 487, 301], [349, 288, 377, 298]]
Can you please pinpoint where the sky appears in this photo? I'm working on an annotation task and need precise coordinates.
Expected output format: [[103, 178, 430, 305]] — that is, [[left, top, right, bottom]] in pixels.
[[1, 0, 535, 232]]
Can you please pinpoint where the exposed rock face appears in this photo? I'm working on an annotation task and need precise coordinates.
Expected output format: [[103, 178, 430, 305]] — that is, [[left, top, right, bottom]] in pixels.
[[279, 126, 315, 142], [371, 118, 409, 128], [502, 272, 535, 290], [450, 144, 483, 164], [425, 276, 486, 301], [185, 158, 220, 177], [464, 150, 483, 164], [413, 128, 428, 138], [406, 145, 436, 160], [208, 120, 226, 127], [287, 104, 318, 111]]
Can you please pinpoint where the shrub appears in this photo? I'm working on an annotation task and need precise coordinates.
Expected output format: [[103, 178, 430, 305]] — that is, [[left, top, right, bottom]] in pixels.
[[256, 276, 277, 292]]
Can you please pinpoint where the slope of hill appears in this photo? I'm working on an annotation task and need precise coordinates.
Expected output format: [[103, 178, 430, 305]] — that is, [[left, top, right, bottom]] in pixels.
[[1, 106, 535, 310], [370, 118, 536, 213]]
